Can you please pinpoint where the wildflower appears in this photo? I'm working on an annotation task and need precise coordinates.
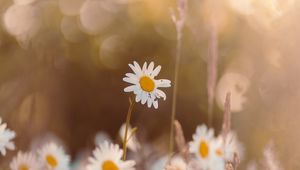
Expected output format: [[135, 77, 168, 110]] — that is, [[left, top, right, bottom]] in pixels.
[[119, 123, 140, 152], [10, 151, 41, 170], [164, 156, 187, 170], [123, 61, 171, 109], [189, 125, 225, 170], [86, 141, 135, 170], [0, 118, 16, 156], [38, 142, 70, 170], [222, 132, 243, 162]]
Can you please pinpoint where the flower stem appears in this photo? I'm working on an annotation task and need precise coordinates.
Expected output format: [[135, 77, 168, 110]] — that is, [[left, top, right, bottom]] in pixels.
[[122, 97, 135, 160]]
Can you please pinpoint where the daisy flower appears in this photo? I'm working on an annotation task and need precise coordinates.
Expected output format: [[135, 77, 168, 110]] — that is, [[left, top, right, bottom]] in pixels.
[[38, 142, 70, 170], [10, 151, 42, 170], [0, 117, 16, 156], [123, 61, 171, 109], [189, 125, 225, 170], [86, 141, 135, 170]]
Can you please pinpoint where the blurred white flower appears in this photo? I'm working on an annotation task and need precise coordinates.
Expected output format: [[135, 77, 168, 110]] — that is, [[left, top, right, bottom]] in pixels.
[[189, 125, 225, 170], [86, 141, 135, 170], [0, 118, 16, 156], [10, 151, 42, 170], [38, 142, 70, 170], [123, 61, 171, 109], [163, 156, 187, 170], [216, 72, 249, 113], [222, 132, 244, 162], [119, 123, 140, 152], [30, 133, 64, 153]]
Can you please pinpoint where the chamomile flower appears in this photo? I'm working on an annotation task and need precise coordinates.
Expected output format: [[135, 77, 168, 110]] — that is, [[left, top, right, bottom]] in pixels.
[[123, 61, 171, 109], [0, 118, 16, 156], [86, 141, 135, 170], [189, 125, 225, 170], [38, 142, 70, 170], [10, 151, 42, 170]]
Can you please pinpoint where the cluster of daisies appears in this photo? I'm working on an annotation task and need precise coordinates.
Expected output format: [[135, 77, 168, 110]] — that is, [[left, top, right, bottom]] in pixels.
[[10, 142, 70, 170], [9, 140, 136, 170], [0, 61, 244, 170], [122, 61, 243, 170], [187, 125, 243, 170]]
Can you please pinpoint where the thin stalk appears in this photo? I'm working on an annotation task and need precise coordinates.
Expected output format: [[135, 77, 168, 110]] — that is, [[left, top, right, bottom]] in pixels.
[[169, 34, 182, 155], [169, 0, 186, 156], [122, 97, 135, 160]]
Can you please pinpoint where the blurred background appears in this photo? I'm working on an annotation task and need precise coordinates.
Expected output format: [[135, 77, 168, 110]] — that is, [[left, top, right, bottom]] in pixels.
[[0, 0, 300, 169]]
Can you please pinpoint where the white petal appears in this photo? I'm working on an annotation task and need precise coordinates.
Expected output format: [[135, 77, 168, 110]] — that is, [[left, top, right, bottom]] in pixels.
[[129, 61, 142, 76], [151, 65, 161, 78], [124, 85, 136, 92], [125, 73, 138, 79], [156, 79, 171, 87], [123, 77, 138, 84], [133, 61, 142, 73], [142, 62, 147, 73], [147, 98, 152, 108], [155, 89, 166, 100], [147, 62, 154, 74], [135, 93, 142, 102], [141, 92, 148, 104], [153, 100, 158, 109]]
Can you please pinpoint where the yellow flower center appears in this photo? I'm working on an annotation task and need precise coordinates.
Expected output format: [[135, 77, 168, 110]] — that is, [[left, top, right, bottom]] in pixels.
[[199, 140, 209, 158], [139, 76, 155, 92], [102, 160, 119, 170], [18, 164, 29, 170], [46, 154, 58, 168]]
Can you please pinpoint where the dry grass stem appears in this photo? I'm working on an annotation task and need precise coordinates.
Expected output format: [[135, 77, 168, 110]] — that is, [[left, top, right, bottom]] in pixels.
[[222, 92, 231, 138], [174, 120, 189, 162], [169, 0, 187, 156]]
